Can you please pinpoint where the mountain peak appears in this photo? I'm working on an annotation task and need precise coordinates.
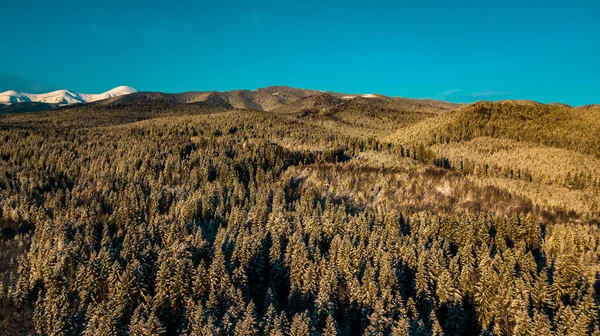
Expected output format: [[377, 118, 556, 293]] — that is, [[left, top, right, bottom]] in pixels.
[[0, 86, 137, 105], [104, 86, 138, 95]]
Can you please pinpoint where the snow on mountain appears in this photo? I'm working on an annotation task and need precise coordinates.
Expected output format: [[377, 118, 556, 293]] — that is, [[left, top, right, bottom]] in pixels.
[[340, 94, 377, 99], [0, 86, 137, 105]]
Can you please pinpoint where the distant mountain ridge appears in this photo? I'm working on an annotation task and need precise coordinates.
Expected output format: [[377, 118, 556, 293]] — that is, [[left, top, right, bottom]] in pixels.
[[0, 86, 137, 105], [6, 85, 592, 118], [98, 86, 460, 113], [96, 86, 320, 111]]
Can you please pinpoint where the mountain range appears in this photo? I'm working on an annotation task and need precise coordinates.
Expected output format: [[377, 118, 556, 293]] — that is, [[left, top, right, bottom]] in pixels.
[[0, 86, 137, 105], [0, 85, 461, 115]]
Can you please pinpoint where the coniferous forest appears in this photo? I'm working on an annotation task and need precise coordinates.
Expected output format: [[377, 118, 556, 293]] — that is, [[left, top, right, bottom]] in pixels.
[[0, 91, 599, 335]]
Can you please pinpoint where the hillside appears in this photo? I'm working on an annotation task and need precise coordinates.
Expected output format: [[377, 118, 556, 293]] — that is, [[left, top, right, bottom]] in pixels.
[[0, 102, 59, 114], [271, 92, 344, 113], [0, 89, 599, 335], [389, 101, 600, 155], [97, 86, 319, 111]]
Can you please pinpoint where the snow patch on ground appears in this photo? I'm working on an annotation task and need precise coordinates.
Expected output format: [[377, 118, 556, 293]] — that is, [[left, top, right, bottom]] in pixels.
[[436, 183, 452, 197], [361, 94, 377, 98]]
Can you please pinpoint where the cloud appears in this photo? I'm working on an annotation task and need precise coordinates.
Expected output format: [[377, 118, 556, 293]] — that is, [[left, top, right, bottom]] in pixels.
[[140, 19, 191, 41], [432, 89, 514, 102], [87, 18, 190, 43], [248, 10, 269, 24], [87, 23, 122, 41], [0, 73, 59, 93], [441, 89, 461, 97], [468, 91, 512, 98], [433, 89, 462, 100], [142, 26, 170, 39]]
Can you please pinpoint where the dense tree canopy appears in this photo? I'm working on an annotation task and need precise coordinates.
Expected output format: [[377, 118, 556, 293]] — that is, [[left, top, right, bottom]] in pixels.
[[0, 100, 598, 335]]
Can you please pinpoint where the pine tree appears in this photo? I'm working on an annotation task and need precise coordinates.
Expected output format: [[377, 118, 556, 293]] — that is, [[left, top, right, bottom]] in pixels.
[[290, 310, 313, 336], [234, 302, 258, 336], [430, 310, 444, 336], [556, 305, 581, 336], [390, 317, 410, 336], [129, 303, 165, 336], [530, 312, 554, 336], [263, 309, 288, 336], [322, 313, 340, 336]]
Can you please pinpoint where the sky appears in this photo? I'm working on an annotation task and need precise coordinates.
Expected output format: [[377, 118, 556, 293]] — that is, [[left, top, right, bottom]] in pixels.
[[1, 0, 599, 105]]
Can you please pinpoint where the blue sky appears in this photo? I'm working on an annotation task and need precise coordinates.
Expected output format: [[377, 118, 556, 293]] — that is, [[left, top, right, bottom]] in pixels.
[[1, 0, 599, 105]]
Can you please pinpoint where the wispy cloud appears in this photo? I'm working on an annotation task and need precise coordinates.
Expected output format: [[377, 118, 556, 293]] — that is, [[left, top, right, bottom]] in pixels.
[[468, 91, 512, 98], [87, 23, 123, 42], [141, 19, 190, 40], [86, 18, 190, 43], [432, 89, 514, 102], [434, 89, 462, 100], [0, 73, 58, 93], [442, 89, 461, 97], [248, 10, 269, 24]]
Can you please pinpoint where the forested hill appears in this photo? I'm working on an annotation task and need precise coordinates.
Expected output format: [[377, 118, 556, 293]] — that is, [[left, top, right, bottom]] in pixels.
[[0, 92, 599, 335]]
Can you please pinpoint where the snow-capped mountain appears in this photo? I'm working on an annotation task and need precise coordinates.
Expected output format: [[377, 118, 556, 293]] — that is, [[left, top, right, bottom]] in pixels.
[[0, 86, 137, 105]]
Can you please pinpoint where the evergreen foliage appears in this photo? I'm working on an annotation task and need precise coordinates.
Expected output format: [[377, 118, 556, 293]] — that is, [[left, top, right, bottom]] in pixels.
[[0, 100, 598, 335]]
